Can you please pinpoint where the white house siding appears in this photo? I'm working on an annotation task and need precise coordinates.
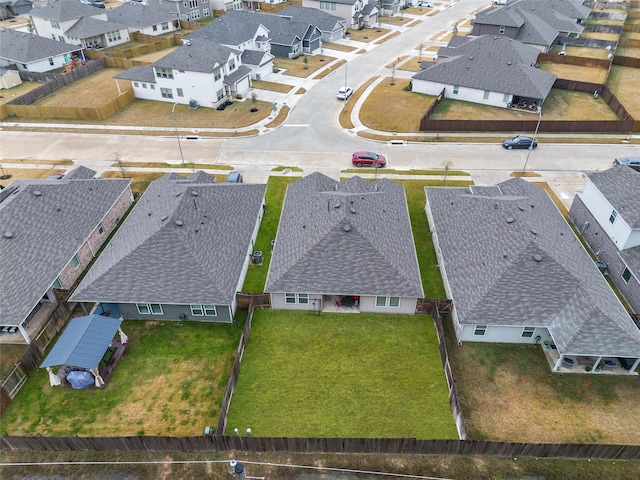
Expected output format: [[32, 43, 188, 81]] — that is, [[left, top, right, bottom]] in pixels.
[[118, 302, 233, 322], [103, 30, 131, 49], [460, 325, 552, 344], [139, 23, 180, 36], [412, 78, 511, 109], [32, 13, 108, 44], [255, 59, 273, 80], [577, 182, 635, 250], [234, 75, 251, 95], [271, 293, 416, 314], [156, 70, 220, 108], [15, 55, 68, 73]]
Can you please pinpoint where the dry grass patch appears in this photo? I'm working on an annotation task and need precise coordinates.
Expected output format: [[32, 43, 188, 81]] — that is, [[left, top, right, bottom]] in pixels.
[[312, 59, 346, 79], [581, 32, 621, 41], [397, 57, 424, 72], [101, 170, 173, 193], [264, 105, 290, 128], [346, 27, 389, 42], [426, 45, 440, 52], [0, 159, 74, 165], [274, 54, 337, 77], [359, 78, 435, 132], [429, 30, 446, 41], [607, 65, 640, 118], [0, 168, 66, 188], [0, 344, 28, 379], [615, 46, 640, 57], [252, 80, 294, 93], [375, 31, 400, 44], [0, 81, 43, 105], [510, 171, 543, 178], [539, 63, 608, 83], [132, 46, 179, 63], [384, 16, 412, 26], [339, 76, 379, 129], [386, 55, 409, 69], [550, 45, 612, 59], [295, 87, 306, 94], [321, 42, 357, 52], [406, 19, 421, 28], [356, 48, 367, 54], [33, 68, 125, 107]]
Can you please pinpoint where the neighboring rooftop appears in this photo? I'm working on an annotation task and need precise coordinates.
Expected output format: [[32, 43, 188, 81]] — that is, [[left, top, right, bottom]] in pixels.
[[425, 178, 640, 357], [586, 166, 640, 229], [265, 173, 424, 298], [70, 172, 267, 306], [0, 28, 78, 64], [29, 0, 102, 21]]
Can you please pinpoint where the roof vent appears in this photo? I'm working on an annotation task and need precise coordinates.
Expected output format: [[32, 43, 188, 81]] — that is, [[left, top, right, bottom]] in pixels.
[[33, 190, 42, 196], [350, 206, 357, 214], [517, 204, 524, 211], [343, 224, 352, 232], [191, 190, 198, 196], [175, 220, 184, 226], [533, 254, 543, 262], [468, 55, 474, 60], [161, 215, 168, 221], [334, 202, 341, 208], [530, 228, 538, 235], [176, 191, 182, 197], [507, 60, 512, 65], [506, 217, 515, 224], [4, 231, 14, 239]]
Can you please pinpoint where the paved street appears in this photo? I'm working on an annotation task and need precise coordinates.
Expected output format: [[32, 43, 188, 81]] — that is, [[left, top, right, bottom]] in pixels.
[[1, 0, 639, 208]]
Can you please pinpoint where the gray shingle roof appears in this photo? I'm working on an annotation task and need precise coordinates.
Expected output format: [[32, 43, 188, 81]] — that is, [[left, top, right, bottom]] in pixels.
[[510, 0, 590, 21], [150, 38, 235, 73], [65, 16, 127, 38], [40, 314, 122, 369], [425, 178, 640, 357], [224, 64, 251, 85], [265, 173, 424, 298], [586, 166, 640, 229], [70, 172, 266, 306], [107, 2, 177, 28], [0, 169, 132, 326], [29, 0, 101, 21], [241, 49, 271, 67], [113, 65, 156, 83], [186, 13, 260, 47], [279, 6, 347, 32], [64, 165, 96, 180], [0, 28, 78, 64], [413, 35, 556, 99]]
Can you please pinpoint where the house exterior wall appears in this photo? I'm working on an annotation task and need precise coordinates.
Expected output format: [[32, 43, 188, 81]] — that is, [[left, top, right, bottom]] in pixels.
[[412, 78, 511, 109], [321, 25, 345, 42], [270, 293, 417, 314], [459, 324, 552, 344], [138, 21, 180, 36], [118, 302, 233, 322], [569, 195, 640, 313], [32, 13, 108, 42], [302, 0, 358, 28], [575, 181, 636, 249], [0, 70, 22, 89]]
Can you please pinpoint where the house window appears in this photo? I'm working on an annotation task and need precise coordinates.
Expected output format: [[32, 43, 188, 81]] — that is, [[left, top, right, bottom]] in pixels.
[[71, 254, 80, 268], [521, 326, 536, 338], [156, 68, 174, 79], [162, 22, 169, 30], [203, 8, 210, 16], [499, 25, 505, 34], [285, 293, 296, 304], [98, 222, 104, 234], [142, 83, 147, 89], [503, 93, 510, 103], [134, 82, 139, 87], [204, 304, 217, 316], [483, 90, 490, 100], [189, 0, 198, 7], [474, 325, 487, 336], [176, 88, 184, 97], [150, 84, 155, 90], [216, 88, 225, 100], [49, 58, 54, 66], [59, 36, 65, 42], [285, 293, 309, 304], [228, 58, 235, 70], [107, 32, 122, 42], [136, 303, 162, 315], [153, 25, 158, 32], [389, 297, 400, 308], [183, 0, 187, 6], [375, 296, 386, 307], [191, 304, 204, 316], [53, 278, 62, 289], [622, 267, 632, 283], [190, 10, 201, 19], [375, 296, 399, 307], [609, 209, 617, 224], [161, 87, 173, 98], [453, 85, 459, 95], [214, 67, 222, 81], [298, 294, 309, 304], [51, 20, 61, 29]]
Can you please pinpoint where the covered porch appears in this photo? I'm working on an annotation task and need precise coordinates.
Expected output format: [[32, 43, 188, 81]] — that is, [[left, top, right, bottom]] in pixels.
[[323, 295, 361, 313], [542, 343, 640, 375]]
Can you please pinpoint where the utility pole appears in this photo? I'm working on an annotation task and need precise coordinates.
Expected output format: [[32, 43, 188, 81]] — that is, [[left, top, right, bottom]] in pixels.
[[171, 102, 185, 165], [522, 106, 542, 173]]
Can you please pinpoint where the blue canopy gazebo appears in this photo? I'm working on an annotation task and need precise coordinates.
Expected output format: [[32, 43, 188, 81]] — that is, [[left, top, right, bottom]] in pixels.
[[40, 314, 127, 388]]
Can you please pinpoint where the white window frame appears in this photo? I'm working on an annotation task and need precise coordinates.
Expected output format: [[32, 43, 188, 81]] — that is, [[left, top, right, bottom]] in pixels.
[[474, 325, 487, 336], [621, 267, 632, 283], [98, 222, 104, 234], [191, 304, 204, 316], [161, 87, 173, 99], [521, 326, 535, 338], [609, 209, 617, 224], [285, 293, 297, 304], [453, 85, 459, 94], [176, 88, 184, 97], [71, 254, 80, 268]]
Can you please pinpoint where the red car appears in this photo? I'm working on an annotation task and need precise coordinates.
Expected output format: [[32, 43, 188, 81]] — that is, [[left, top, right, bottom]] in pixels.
[[352, 151, 386, 167]]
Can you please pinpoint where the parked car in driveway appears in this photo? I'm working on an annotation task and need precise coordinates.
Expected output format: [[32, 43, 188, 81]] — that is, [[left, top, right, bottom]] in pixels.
[[502, 135, 537, 150], [613, 156, 640, 171], [337, 87, 353, 100], [352, 151, 386, 167], [225, 171, 243, 183]]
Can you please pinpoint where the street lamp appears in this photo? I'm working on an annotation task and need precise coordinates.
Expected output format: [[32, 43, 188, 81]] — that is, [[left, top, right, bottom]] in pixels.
[[522, 105, 542, 173], [171, 102, 185, 165]]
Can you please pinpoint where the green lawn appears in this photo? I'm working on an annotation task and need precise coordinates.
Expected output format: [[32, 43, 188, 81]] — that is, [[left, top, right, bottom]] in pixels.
[[225, 310, 457, 439], [0, 317, 245, 437]]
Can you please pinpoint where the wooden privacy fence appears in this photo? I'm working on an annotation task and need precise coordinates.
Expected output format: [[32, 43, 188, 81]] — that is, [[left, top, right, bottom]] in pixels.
[[420, 80, 636, 133], [3, 435, 640, 459], [84, 36, 180, 61], [0, 302, 77, 414], [537, 53, 611, 69], [215, 305, 255, 436]]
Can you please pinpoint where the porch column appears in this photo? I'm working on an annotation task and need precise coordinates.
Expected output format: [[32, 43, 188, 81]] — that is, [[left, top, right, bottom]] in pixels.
[[629, 358, 640, 374], [592, 356, 603, 373], [80, 303, 89, 315], [17, 324, 31, 344], [553, 355, 563, 372], [45, 289, 58, 304]]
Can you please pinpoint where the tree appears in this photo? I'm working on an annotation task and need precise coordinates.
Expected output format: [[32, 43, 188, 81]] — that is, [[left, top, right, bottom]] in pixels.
[[114, 152, 127, 178], [250, 93, 258, 112], [417, 43, 424, 64], [303, 55, 309, 70], [442, 160, 452, 186]]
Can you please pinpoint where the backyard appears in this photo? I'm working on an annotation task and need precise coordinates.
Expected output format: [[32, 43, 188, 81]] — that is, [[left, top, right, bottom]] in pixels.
[[225, 309, 457, 439], [0, 316, 246, 437]]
